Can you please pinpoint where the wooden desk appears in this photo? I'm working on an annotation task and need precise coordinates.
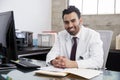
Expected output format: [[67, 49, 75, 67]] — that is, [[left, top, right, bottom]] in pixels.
[[0, 60, 120, 80]]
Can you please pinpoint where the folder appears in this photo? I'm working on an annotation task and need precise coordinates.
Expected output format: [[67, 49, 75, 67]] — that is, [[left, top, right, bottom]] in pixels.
[[35, 66, 102, 79]]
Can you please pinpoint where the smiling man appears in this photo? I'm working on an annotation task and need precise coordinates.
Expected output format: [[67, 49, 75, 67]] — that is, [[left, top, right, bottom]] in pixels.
[[46, 6, 104, 69]]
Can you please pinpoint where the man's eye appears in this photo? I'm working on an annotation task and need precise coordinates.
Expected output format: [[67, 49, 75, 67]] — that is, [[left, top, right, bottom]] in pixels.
[[64, 21, 69, 24], [71, 19, 75, 22]]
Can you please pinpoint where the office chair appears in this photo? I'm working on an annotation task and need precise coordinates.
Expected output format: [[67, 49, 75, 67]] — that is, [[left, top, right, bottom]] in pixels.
[[97, 30, 113, 69]]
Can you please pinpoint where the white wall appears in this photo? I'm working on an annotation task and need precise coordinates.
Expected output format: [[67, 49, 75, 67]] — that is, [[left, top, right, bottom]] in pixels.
[[0, 0, 51, 38]]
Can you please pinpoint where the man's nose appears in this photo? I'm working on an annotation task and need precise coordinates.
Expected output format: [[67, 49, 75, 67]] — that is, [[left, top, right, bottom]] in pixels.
[[68, 22, 73, 27]]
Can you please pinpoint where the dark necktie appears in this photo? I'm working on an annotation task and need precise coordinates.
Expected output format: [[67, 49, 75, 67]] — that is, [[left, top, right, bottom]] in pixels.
[[70, 37, 77, 60]]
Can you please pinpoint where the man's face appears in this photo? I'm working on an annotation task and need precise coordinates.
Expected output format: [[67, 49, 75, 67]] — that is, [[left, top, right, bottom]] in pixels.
[[63, 12, 82, 36]]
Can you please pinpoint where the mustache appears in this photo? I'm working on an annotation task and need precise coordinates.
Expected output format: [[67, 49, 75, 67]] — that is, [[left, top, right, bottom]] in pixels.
[[67, 26, 73, 30], [67, 23, 81, 30]]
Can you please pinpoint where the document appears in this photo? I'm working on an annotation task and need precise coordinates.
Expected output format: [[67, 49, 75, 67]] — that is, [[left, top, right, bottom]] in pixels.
[[35, 66, 102, 79], [116, 34, 120, 49]]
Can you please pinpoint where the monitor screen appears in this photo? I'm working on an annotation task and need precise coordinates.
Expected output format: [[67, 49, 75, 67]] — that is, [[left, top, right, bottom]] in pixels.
[[0, 11, 18, 62]]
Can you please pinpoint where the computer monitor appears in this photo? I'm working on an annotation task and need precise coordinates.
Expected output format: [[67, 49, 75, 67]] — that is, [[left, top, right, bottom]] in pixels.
[[0, 11, 18, 63]]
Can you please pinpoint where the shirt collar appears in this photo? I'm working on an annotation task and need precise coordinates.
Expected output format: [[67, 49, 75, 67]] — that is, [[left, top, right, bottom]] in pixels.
[[70, 25, 83, 39]]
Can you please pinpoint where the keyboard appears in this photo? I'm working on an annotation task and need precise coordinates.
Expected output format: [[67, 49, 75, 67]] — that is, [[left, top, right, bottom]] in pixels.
[[11, 60, 40, 68]]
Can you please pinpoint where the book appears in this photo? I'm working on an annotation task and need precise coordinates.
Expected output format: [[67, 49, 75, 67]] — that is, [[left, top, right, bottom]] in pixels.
[[35, 66, 102, 79]]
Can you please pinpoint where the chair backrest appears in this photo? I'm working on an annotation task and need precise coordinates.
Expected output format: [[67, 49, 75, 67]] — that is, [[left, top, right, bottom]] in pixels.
[[97, 30, 113, 69]]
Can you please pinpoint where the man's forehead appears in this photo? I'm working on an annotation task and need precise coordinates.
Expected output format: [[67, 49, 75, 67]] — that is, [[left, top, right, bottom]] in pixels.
[[63, 12, 78, 21], [63, 18, 76, 22]]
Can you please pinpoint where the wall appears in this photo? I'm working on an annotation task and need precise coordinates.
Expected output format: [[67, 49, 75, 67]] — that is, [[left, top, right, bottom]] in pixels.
[[82, 14, 120, 49], [52, 0, 120, 49], [0, 0, 51, 38], [52, 0, 68, 32]]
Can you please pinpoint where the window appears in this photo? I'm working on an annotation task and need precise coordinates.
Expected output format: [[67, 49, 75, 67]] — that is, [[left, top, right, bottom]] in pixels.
[[82, 0, 97, 14], [116, 0, 120, 14], [98, 0, 114, 14], [69, 0, 119, 15], [69, 0, 83, 12]]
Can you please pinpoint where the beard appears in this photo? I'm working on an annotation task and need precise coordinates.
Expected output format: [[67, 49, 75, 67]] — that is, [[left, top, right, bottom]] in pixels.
[[66, 23, 80, 36]]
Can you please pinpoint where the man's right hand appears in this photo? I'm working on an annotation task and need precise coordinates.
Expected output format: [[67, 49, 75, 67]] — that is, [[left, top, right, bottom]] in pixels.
[[51, 56, 65, 68], [51, 56, 78, 68]]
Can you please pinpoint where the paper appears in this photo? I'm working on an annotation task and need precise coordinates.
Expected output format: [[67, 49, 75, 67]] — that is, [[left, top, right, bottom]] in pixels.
[[64, 68, 102, 79], [35, 66, 103, 79], [35, 66, 67, 77], [116, 34, 120, 49], [40, 66, 65, 72], [35, 70, 68, 77]]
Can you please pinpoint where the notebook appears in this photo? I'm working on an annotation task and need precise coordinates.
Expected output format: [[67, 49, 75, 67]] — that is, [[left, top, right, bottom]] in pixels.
[[35, 66, 103, 79]]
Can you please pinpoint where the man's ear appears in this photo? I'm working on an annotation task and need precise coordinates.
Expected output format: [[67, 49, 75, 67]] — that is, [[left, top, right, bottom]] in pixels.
[[79, 18, 83, 24]]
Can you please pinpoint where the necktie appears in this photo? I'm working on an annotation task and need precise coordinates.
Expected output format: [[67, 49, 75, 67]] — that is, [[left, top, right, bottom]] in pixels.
[[70, 37, 77, 60]]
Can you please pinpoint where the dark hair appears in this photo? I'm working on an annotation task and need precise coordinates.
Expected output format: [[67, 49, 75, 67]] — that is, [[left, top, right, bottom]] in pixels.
[[62, 6, 81, 19]]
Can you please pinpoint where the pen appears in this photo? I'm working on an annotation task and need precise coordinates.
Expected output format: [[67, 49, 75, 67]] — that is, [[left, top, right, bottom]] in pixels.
[[80, 56, 83, 60]]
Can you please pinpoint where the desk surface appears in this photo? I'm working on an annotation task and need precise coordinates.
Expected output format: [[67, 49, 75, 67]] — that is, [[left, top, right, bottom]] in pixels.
[[17, 47, 51, 54], [109, 49, 120, 54], [17, 47, 51, 60], [0, 60, 120, 80]]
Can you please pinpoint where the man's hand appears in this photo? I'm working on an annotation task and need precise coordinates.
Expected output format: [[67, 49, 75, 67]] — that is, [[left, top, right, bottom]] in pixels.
[[51, 56, 78, 68]]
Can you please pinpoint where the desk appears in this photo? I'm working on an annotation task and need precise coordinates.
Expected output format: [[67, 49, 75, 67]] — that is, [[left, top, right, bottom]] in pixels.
[[17, 47, 51, 60], [17, 47, 51, 54], [106, 49, 120, 71], [0, 60, 120, 80]]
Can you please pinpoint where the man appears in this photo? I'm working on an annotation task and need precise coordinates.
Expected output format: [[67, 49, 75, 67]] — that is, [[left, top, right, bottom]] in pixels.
[[46, 6, 103, 69]]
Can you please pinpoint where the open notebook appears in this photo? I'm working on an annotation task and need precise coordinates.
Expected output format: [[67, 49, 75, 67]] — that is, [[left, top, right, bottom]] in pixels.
[[35, 66, 102, 79]]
